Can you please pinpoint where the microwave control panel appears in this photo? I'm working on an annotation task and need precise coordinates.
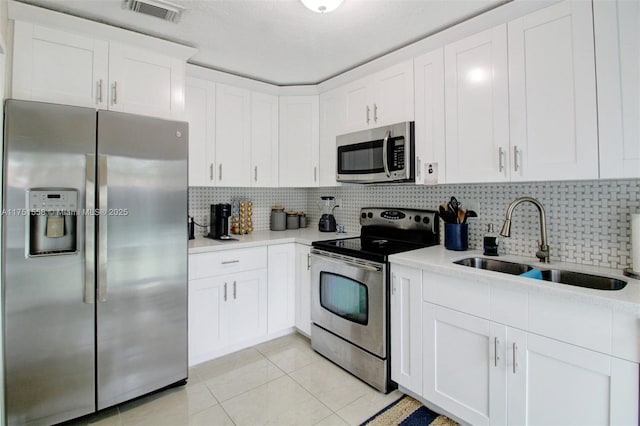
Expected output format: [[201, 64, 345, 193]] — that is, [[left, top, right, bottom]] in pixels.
[[389, 137, 405, 172]]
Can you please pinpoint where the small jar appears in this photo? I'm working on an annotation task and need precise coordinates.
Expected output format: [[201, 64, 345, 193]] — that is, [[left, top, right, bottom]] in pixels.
[[298, 212, 307, 228], [270, 206, 286, 231], [286, 211, 299, 229]]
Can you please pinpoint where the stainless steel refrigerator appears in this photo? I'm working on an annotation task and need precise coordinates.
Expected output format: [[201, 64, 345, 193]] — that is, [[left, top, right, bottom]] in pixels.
[[2, 99, 188, 425]]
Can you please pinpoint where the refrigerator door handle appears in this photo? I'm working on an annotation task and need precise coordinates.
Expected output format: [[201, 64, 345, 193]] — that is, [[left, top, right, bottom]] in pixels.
[[85, 154, 96, 304], [98, 154, 108, 302]]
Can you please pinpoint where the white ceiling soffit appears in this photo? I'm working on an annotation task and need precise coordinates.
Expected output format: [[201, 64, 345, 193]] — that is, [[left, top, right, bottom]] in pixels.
[[14, 0, 507, 86]]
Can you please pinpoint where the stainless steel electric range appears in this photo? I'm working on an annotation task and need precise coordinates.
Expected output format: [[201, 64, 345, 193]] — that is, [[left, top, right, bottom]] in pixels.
[[310, 207, 439, 393]]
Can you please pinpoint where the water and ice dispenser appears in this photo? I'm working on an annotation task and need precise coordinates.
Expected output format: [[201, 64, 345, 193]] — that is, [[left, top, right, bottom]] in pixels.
[[27, 189, 79, 256]]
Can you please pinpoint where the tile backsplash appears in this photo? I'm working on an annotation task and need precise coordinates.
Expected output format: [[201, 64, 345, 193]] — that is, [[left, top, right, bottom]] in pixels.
[[190, 179, 640, 270]]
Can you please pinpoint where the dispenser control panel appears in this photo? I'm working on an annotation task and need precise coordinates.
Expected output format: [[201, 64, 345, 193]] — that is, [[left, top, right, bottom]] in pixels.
[[28, 189, 78, 213]]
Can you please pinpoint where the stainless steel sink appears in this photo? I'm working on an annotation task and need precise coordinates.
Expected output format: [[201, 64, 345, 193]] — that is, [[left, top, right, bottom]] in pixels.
[[540, 269, 627, 291], [453, 257, 533, 275], [453, 257, 628, 291]]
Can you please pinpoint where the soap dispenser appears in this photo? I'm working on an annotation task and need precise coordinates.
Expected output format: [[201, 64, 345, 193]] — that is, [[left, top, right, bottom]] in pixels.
[[483, 223, 499, 256]]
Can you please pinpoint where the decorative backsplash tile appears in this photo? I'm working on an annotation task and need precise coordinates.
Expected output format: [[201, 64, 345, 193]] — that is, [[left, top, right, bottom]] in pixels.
[[190, 179, 640, 270]]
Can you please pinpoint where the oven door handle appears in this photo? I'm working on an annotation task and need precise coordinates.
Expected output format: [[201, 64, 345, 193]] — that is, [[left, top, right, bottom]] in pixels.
[[382, 130, 391, 178], [311, 252, 383, 272]]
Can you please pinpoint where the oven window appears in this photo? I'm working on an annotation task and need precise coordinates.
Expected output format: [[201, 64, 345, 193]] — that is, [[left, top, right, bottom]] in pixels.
[[319, 272, 368, 325]]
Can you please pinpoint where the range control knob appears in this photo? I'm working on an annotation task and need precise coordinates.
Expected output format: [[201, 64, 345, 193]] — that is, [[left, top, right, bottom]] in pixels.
[[367, 212, 373, 218], [361, 212, 367, 219], [423, 217, 430, 224], [414, 215, 421, 223]]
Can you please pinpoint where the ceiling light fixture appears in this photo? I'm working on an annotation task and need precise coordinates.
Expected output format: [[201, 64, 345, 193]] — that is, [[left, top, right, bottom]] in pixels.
[[300, 0, 344, 14]]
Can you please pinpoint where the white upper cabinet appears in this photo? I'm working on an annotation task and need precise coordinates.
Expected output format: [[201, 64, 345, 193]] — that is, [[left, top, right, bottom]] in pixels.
[[319, 87, 346, 187], [343, 60, 414, 133], [444, 24, 510, 183], [279, 95, 320, 187], [250, 92, 279, 187], [108, 42, 185, 119], [12, 22, 108, 109], [594, 0, 640, 179], [215, 83, 252, 187], [414, 48, 446, 185], [508, 1, 598, 181], [11, 20, 190, 120], [185, 77, 215, 187]]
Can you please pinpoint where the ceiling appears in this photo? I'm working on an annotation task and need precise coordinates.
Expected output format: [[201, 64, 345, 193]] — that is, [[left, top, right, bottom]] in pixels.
[[15, 0, 507, 86]]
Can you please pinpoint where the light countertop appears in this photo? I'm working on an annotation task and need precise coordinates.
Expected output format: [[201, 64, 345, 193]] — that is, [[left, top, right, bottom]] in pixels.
[[390, 246, 640, 314], [188, 228, 355, 254]]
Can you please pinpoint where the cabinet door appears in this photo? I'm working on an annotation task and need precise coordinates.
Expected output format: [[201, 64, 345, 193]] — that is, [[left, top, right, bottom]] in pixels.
[[108, 42, 184, 119], [185, 78, 215, 187], [319, 88, 345, 187], [414, 49, 445, 184], [215, 83, 251, 187], [12, 21, 108, 109], [188, 277, 224, 366], [267, 244, 296, 333], [278, 96, 320, 187], [508, 332, 639, 426], [508, 1, 598, 181], [390, 265, 423, 395], [372, 59, 414, 127], [444, 25, 509, 183], [222, 269, 268, 346], [251, 92, 279, 187], [595, 0, 640, 178], [423, 303, 506, 426], [343, 77, 372, 132], [294, 244, 312, 336]]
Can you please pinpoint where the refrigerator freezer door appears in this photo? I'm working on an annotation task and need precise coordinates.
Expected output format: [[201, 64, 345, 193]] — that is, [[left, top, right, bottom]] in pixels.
[[96, 110, 188, 409], [2, 100, 97, 425]]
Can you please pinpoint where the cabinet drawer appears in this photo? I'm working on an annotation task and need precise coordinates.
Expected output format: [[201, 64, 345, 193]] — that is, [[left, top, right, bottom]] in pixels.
[[189, 247, 267, 279], [423, 271, 490, 319]]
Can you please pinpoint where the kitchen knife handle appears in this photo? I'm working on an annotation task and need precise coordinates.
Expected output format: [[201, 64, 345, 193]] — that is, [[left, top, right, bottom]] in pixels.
[[97, 155, 108, 302], [84, 154, 96, 304], [382, 130, 391, 177], [498, 147, 505, 172]]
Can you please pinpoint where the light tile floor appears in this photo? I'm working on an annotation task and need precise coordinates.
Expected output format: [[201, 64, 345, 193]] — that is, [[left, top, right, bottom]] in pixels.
[[71, 333, 403, 426]]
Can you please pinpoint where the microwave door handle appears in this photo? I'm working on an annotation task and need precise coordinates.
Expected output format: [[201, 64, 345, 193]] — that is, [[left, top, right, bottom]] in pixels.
[[382, 130, 391, 177]]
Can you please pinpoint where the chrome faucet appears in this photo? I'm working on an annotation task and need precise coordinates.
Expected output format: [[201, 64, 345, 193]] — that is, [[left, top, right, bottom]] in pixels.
[[500, 197, 550, 263]]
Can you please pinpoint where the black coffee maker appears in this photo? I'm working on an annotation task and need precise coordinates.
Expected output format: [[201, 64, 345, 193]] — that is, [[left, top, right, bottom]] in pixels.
[[207, 203, 235, 240]]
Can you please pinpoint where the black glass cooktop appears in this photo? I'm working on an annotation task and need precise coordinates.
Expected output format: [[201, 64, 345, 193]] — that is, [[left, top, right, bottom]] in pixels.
[[312, 236, 429, 262]]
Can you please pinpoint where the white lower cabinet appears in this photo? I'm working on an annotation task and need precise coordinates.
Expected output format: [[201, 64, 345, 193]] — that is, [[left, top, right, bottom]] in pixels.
[[421, 302, 639, 426], [188, 276, 224, 366], [294, 244, 312, 336], [267, 244, 296, 333], [390, 264, 423, 395]]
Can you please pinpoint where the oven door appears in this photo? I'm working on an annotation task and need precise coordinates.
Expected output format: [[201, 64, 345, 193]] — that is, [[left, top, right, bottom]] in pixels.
[[310, 250, 386, 358]]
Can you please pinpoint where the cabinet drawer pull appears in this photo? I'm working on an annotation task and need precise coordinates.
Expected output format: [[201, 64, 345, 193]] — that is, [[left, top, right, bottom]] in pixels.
[[366, 105, 371, 125], [498, 147, 505, 172], [224, 282, 227, 301], [112, 81, 118, 105], [513, 145, 520, 172], [494, 337, 500, 367], [97, 80, 103, 104], [314, 167, 317, 182], [512, 343, 518, 374], [219, 164, 223, 181], [416, 156, 421, 178], [254, 166, 258, 182], [221, 260, 240, 264], [233, 281, 237, 299], [210, 163, 214, 181], [373, 103, 378, 123]]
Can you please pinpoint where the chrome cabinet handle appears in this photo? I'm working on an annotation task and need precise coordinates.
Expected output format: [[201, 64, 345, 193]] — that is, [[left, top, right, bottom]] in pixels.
[[254, 166, 258, 182], [97, 155, 108, 302], [224, 282, 227, 301], [416, 156, 421, 178], [513, 145, 520, 172], [112, 81, 118, 105], [382, 130, 391, 177], [498, 147, 505, 172], [84, 154, 96, 304], [97, 80, 103, 104], [512, 343, 518, 374], [373, 103, 378, 123], [307, 253, 311, 270], [314, 167, 317, 182], [233, 281, 237, 299], [221, 260, 239, 264], [494, 337, 500, 367], [391, 274, 397, 295], [210, 163, 214, 181], [366, 105, 370, 125], [219, 164, 222, 181]]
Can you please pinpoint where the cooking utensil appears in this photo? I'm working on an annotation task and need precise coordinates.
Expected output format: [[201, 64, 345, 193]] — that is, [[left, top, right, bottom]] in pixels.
[[457, 208, 466, 224], [439, 204, 457, 224], [463, 210, 478, 224]]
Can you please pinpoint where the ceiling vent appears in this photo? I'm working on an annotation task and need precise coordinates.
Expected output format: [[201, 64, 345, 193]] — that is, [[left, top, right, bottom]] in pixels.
[[122, 0, 185, 23]]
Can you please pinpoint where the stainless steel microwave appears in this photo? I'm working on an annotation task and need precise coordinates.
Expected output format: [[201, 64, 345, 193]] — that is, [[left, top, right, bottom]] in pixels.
[[336, 121, 414, 183]]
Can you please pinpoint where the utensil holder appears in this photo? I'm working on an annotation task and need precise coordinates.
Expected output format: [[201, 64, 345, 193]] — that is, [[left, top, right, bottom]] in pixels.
[[445, 223, 468, 251]]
